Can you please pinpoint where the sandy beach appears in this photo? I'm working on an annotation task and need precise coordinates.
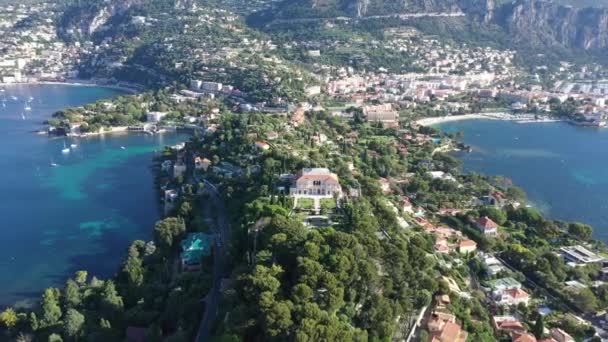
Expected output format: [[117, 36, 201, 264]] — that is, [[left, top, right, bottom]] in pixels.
[[416, 113, 565, 126]]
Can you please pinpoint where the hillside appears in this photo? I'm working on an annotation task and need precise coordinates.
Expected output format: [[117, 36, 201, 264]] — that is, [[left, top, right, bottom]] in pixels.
[[52, 0, 315, 102], [248, 0, 494, 21], [553, 0, 608, 8], [495, 0, 608, 50], [248, 0, 608, 58]]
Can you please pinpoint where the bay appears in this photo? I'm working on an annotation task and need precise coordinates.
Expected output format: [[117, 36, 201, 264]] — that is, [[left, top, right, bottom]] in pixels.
[[0, 84, 187, 306], [437, 119, 608, 242]]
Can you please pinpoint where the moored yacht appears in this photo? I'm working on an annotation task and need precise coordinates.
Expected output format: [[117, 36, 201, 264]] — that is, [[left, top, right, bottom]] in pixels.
[[61, 142, 70, 154]]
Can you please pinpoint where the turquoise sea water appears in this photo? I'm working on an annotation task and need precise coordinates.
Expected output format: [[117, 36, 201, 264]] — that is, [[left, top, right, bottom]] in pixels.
[[438, 119, 608, 242], [0, 84, 187, 306]]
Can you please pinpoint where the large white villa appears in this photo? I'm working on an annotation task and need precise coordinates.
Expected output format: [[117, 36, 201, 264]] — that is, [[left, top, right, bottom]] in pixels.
[[290, 168, 342, 198]]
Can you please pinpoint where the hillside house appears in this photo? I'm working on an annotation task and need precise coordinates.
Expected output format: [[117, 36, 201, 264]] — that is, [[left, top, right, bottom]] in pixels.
[[476, 216, 499, 236], [511, 332, 538, 342], [194, 156, 211, 171], [290, 168, 342, 198], [458, 240, 477, 254], [254, 141, 270, 151], [492, 316, 526, 336], [427, 312, 468, 342], [146, 111, 168, 123], [482, 255, 506, 276], [363, 103, 399, 128], [560, 245, 604, 266], [487, 277, 522, 292], [494, 287, 530, 306]]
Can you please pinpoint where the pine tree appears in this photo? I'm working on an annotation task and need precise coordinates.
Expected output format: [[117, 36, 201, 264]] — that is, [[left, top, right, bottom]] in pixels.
[[29, 312, 39, 331], [65, 279, 81, 308], [533, 314, 544, 339], [41, 288, 62, 327], [63, 308, 85, 339], [101, 281, 124, 312]]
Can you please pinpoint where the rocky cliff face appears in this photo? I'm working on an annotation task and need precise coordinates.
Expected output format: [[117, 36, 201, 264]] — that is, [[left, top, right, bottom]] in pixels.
[[496, 0, 608, 50], [460, 0, 494, 23], [269, 0, 607, 51], [57, 0, 147, 41]]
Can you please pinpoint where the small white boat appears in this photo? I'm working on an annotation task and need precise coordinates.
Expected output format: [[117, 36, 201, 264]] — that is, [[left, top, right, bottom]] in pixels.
[[70, 144, 77, 148], [24, 105, 31, 111], [61, 141, 70, 154], [21, 113, 25, 120], [10, 96, 17, 101], [0, 88, 4, 93], [120, 146, 126, 150], [28, 96, 34, 101], [50, 163, 58, 167]]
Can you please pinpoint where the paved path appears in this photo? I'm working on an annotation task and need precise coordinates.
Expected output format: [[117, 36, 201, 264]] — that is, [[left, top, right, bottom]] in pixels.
[[266, 12, 465, 27]]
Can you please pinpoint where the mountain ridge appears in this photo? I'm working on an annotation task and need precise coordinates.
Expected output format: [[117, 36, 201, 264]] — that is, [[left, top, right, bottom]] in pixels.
[[252, 0, 608, 51], [496, 0, 608, 50]]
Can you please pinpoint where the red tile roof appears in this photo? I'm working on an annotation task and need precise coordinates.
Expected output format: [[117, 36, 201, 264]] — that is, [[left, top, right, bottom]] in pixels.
[[504, 288, 529, 299], [431, 322, 468, 342], [477, 216, 498, 229], [498, 320, 525, 332], [512, 332, 537, 342], [459, 240, 477, 248]]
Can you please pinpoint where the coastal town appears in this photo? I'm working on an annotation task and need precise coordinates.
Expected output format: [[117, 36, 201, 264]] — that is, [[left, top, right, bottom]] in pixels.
[[1, 2, 608, 130], [0, 1, 607, 342], [0, 3, 82, 83]]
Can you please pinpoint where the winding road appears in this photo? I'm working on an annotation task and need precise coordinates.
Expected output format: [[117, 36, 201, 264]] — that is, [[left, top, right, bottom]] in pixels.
[[195, 179, 230, 342], [265, 11, 465, 27]]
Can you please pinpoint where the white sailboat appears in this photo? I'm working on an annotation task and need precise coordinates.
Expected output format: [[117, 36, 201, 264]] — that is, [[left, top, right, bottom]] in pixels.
[[21, 112, 25, 120], [61, 141, 70, 154]]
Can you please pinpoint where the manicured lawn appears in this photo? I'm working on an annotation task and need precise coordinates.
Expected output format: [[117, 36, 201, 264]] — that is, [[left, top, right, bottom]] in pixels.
[[320, 198, 336, 211], [298, 198, 314, 210]]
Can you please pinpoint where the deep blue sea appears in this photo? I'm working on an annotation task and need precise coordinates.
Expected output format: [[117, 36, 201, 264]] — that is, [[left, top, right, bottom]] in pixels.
[[438, 119, 608, 242], [0, 84, 187, 306]]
